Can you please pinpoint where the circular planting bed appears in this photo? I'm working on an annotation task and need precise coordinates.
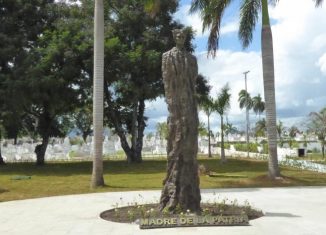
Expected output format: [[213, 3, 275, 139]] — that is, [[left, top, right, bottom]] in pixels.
[[100, 201, 264, 228]]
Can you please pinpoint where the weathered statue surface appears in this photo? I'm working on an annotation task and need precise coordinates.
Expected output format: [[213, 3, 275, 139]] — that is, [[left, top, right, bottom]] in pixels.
[[159, 29, 201, 213]]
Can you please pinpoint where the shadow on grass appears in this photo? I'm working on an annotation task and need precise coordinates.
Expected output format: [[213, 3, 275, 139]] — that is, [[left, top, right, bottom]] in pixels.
[[0, 188, 9, 194], [265, 212, 301, 218], [0, 160, 167, 176]]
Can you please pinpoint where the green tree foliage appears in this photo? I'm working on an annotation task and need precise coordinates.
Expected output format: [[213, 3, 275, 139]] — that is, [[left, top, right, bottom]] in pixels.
[[199, 95, 215, 158], [101, 0, 202, 163], [238, 89, 253, 111], [196, 74, 211, 104], [0, 2, 92, 165], [198, 122, 208, 137], [73, 105, 93, 142], [252, 94, 265, 119], [309, 108, 326, 158], [255, 118, 266, 139], [156, 122, 168, 142], [214, 84, 231, 163], [0, 0, 58, 146], [191, 0, 281, 179], [223, 122, 238, 142]]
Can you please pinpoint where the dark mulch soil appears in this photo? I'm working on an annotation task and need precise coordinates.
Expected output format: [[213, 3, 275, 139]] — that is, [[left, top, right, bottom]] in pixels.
[[100, 203, 264, 223]]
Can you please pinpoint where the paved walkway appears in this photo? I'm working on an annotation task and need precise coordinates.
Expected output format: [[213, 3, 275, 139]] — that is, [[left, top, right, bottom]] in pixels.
[[1, 187, 326, 235]]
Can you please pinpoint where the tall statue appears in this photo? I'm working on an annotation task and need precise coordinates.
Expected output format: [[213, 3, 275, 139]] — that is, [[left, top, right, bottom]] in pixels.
[[159, 29, 201, 213]]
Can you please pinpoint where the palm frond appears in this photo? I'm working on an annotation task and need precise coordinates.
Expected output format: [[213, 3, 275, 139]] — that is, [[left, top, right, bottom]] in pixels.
[[314, 0, 323, 7], [215, 84, 231, 115], [239, 0, 261, 49], [190, 0, 232, 57], [189, 0, 210, 14], [199, 95, 215, 116], [252, 94, 265, 114], [238, 89, 252, 109]]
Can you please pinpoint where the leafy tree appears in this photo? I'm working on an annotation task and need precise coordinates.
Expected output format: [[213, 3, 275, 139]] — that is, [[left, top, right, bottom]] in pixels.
[[0, 0, 58, 146], [73, 105, 93, 143], [190, 0, 281, 179], [309, 108, 326, 158], [214, 84, 231, 163], [199, 96, 215, 158], [156, 122, 168, 141], [101, 0, 196, 163], [20, 3, 91, 165], [196, 74, 211, 104], [252, 94, 265, 119]]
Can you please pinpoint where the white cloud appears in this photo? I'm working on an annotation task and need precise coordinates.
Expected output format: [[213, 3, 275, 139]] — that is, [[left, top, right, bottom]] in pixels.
[[145, 0, 326, 133], [317, 53, 326, 75]]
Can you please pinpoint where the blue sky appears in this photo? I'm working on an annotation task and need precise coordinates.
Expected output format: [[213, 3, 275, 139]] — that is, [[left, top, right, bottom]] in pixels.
[[145, 0, 326, 134]]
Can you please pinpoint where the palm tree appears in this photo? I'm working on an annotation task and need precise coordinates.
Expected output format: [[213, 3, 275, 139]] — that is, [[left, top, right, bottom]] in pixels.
[[276, 120, 285, 147], [252, 94, 265, 120], [91, 0, 105, 188], [309, 108, 326, 159], [255, 118, 266, 140], [223, 121, 237, 142], [199, 96, 215, 158], [190, 0, 280, 179], [214, 84, 231, 163], [0, 127, 5, 165], [238, 89, 252, 157]]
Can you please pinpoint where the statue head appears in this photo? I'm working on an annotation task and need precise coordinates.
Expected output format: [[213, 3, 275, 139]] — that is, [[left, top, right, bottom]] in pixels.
[[172, 29, 186, 50]]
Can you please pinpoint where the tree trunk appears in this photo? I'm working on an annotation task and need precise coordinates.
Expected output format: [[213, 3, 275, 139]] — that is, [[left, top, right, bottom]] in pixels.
[[220, 115, 226, 163], [159, 44, 201, 213], [0, 154, 4, 165], [261, 0, 280, 179], [134, 99, 146, 163], [246, 106, 250, 158], [322, 142, 325, 159], [82, 132, 88, 143], [208, 114, 212, 158], [0, 131, 5, 165], [130, 101, 138, 163], [35, 135, 49, 165], [91, 0, 105, 188], [104, 83, 134, 162]]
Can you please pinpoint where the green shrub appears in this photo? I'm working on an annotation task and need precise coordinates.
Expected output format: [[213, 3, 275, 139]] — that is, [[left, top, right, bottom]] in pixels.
[[262, 143, 269, 154], [224, 143, 231, 150], [234, 143, 259, 153], [69, 137, 84, 146]]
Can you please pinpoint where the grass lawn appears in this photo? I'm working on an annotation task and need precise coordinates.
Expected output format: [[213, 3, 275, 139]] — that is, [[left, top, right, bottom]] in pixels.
[[1, 157, 326, 202], [287, 153, 326, 164]]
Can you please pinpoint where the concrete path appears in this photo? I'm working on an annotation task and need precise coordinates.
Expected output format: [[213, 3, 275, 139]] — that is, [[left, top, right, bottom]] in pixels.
[[1, 187, 326, 235]]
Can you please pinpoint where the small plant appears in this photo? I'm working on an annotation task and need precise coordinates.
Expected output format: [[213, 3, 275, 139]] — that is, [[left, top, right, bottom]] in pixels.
[[114, 208, 120, 219], [127, 210, 135, 222], [198, 164, 210, 175]]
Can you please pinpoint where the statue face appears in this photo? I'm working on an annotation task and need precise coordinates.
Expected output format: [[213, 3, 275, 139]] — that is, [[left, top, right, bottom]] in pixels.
[[173, 30, 186, 49]]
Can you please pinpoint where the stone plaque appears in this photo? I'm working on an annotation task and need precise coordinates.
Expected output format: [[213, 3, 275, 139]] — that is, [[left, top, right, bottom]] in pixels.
[[139, 215, 249, 229]]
